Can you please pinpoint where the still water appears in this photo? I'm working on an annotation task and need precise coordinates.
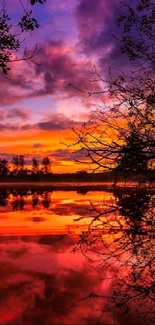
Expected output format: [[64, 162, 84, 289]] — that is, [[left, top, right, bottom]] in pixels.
[[0, 186, 154, 324]]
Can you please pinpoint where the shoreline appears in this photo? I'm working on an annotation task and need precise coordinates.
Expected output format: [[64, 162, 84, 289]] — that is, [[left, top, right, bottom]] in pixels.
[[0, 182, 154, 191]]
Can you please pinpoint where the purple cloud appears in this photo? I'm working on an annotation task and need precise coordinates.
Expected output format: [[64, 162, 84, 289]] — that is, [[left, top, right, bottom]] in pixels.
[[76, 0, 132, 75], [51, 148, 87, 162], [28, 40, 102, 99], [36, 113, 82, 131], [0, 123, 18, 131], [21, 113, 83, 131], [6, 108, 29, 120], [0, 67, 34, 107]]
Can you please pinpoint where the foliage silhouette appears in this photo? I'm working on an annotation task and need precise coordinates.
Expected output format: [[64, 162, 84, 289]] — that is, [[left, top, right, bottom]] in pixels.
[[68, 1, 155, 323], [32, 158, 40, 175], [69, 0, 155, 183], [41, 156, 51, 174], [0, 0, 45, 75]]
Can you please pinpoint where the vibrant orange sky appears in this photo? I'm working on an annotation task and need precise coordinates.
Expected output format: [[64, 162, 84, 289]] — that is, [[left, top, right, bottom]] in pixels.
[[0, 0, 128, 173]]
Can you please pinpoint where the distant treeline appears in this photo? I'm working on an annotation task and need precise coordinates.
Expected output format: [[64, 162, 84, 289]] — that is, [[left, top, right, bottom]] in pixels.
[[0, 155, 51, 177], [0, 155, 154, 182]]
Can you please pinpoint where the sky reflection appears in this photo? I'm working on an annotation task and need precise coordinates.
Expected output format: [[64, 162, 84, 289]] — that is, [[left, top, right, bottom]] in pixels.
[[0, 189, 116, 236], [0, 188, 154, 324]]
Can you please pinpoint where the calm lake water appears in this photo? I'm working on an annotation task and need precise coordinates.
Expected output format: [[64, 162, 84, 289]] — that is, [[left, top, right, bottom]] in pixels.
[[0, 186, 154, 325]]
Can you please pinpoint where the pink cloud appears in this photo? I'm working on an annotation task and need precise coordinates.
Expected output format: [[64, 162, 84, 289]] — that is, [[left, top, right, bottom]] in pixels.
[[0, 110, 4, 120], [6, 108, 30, 120]]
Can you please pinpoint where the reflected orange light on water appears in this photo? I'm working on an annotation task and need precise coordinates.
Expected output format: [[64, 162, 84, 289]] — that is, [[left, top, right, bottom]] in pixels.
[[0, 190, 118, 236], [0, 187, 154, 325]]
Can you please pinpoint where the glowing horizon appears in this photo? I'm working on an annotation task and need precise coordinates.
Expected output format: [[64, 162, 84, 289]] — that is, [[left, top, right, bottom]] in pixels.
[[0, 0, 129, 173]]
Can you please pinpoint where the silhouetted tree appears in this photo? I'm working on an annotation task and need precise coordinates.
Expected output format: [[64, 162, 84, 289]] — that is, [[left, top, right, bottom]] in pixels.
[[0, 158, 9, 176], [70, 0, 155, 183], [19, 155, 25, 171], [0, 0, 45, 75], [116, 131, 149, 176], [41, 157, 51, 174], [70, 1, 155, 323], [12, 155, 26, 175], [32, 158, 39, 174], [12, 155, 19, 175]]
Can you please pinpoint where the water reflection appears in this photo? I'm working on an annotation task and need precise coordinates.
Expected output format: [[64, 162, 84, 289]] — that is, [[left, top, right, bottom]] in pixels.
[[114, 188, 154, 231], [32, 192, 39, 209], [73, 187, 155, 324], [0, 188, 52, 211], [0, 186, 154, 324]]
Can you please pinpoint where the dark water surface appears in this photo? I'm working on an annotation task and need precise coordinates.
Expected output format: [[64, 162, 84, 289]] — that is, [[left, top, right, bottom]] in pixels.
[[0, 187, 154, 324]]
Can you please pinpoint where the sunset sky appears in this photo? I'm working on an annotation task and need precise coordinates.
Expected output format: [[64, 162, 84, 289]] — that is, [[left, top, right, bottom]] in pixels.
[[0, 0, 128, 173]]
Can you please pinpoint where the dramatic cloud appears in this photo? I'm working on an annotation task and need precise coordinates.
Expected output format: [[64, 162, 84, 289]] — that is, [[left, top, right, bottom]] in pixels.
[[0, 123, 18, 131], [76, 0, 129, 74], [30, 40, 102, 99], [21, 113, 83, 132], [0, 63, 35, 106], [36, 113, 82, 131], [0, 113, 82, 132], [6, 108, 29, 120], [51, 148, 87, 162], [0, 41, 101, 107]]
